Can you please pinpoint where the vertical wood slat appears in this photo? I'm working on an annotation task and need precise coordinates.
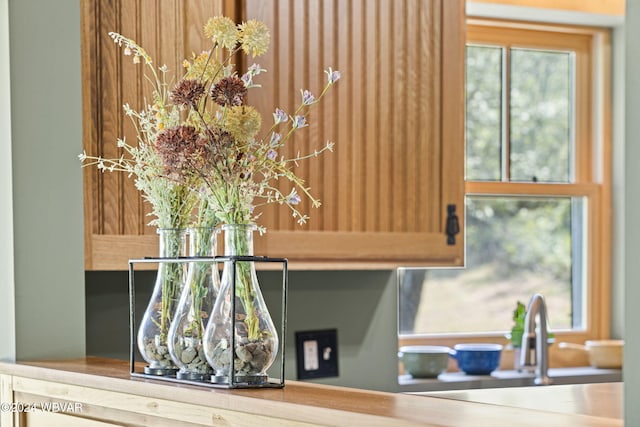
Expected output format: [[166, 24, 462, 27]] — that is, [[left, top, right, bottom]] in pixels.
[[243, 0, 277, 230], [406, 1, 419, 231], [378, 0, 392, 233], [350, 0, 363, 232], [290, 0, 307, 231], [322, 0, 338, 232], [336, 0, 351, 232], [98, 0, 122, 235], [307, 0, 322, 232], [427, 0, 443, 233], [418, 1, 435, 231], [440, 0, 465, 234], [139, 0, 159, 235], [81, 0, 99, 268], [391, 0, 405, 232], [363, 0, 378, 233], [121, 0, 141, 235]]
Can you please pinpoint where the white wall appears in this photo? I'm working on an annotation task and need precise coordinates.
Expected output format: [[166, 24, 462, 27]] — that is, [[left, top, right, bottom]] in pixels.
[[0, 0, 85, 360]]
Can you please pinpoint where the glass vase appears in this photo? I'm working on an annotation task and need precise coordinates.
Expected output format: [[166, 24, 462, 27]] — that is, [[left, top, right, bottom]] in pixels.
[[168, 227, 220, 381], [137, 228, 187, 376], [203, 224, 279, 385]]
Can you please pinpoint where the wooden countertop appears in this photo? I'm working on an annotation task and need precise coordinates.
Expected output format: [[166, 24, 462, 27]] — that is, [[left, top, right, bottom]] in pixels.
[[0, 357, 623, 426], [419, 382, 623, 420]]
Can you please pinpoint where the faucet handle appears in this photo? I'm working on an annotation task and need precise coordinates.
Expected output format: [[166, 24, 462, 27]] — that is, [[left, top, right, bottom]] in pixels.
[[520, 331, 536, 366]]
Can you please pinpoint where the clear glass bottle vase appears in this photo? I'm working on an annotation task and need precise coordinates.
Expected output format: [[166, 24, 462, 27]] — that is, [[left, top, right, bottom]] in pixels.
[[203, 224, 279, 384], [137, 228, 187, 376], [168, 227, 220, 381]]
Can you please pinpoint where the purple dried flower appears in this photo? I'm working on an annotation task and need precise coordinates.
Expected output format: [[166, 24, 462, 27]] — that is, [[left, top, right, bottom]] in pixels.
[[269, 132, 282, 146], [273, 108, 288, 124], [241, 63, 266, 87], [248, 63, 265, 74], [241, 72, 253, 87], [301, 89, 315, 105], [154, 125, 206, 181], [266, 149, 278, 160], [326, 68, 341, 84], [292, 115, 307, 129], [287, 190, 301, 205], [170, 79, 206, 107], [210, 76, 248, 106]]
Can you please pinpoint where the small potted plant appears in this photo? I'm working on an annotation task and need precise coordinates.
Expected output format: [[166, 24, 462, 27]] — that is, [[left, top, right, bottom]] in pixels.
[[508, 302, 526, 346]]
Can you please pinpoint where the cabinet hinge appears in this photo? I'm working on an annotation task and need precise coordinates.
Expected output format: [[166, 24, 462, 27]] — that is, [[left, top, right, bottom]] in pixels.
[[446, 204, 460, 245]]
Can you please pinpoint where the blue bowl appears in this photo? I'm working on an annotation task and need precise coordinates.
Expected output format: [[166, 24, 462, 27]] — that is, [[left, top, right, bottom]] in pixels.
[[450, 343, 503, 375]]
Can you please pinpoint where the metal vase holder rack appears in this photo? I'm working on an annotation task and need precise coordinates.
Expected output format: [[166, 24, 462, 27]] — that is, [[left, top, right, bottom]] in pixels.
[[128, 255, 288, 389]]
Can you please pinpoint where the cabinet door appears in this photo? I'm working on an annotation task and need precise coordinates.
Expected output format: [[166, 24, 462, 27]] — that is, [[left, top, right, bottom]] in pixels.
[[80, 0, 228, 270], [81, 0, 465, 270], [243, 0, 465, 268]]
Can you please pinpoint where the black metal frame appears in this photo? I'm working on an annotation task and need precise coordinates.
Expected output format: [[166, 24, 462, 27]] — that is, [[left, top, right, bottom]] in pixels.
[[128, 255, 288, 389]]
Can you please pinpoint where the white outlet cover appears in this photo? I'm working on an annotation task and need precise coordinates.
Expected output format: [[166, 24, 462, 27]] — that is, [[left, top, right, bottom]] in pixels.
[[303, 340, 319, 370]]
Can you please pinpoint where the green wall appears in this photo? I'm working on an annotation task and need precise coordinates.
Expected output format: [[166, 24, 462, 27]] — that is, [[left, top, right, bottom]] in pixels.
[[0, 0, 16, 361], [85, 269, 400, 392], [0, 0, 85, 360], [625, 0, 640, 423]]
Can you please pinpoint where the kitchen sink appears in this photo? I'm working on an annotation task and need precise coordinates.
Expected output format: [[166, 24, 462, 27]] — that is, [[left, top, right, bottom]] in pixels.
[[398, 366, 622, 392]]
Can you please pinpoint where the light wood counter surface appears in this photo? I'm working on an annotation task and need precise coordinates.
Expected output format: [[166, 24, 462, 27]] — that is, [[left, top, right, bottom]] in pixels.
[[419, 382, 623, 420], [0, 357, 623, 426]]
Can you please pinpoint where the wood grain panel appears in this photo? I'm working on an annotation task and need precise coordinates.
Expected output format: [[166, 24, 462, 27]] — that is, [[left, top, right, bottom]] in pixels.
[[98, 0, 123, 236], [120, 0, 142, 236], [246, 0, 445, 234], [82, 0, 465, 270], [81, 0, 228, 266]]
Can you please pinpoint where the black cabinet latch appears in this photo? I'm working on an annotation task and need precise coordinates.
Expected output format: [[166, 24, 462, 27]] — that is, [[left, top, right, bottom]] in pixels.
[[446, 204, 460, 245]]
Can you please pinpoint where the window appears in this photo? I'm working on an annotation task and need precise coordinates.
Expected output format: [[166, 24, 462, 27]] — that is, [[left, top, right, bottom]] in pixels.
[[399, 20, 611, 359]]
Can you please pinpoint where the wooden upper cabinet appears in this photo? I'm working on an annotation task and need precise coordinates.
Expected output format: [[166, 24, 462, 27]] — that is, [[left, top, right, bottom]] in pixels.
[[81, 0, 465, 270]]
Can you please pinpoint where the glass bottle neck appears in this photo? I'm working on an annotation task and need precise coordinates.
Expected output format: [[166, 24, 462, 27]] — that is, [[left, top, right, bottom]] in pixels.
[[222, 224, 256, 256], [157, 228, 187, 258], [188, 227, 217, 257]]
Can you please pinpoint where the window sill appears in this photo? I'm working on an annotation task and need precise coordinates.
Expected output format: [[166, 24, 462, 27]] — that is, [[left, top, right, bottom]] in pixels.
[[398, 366, 622, 392]]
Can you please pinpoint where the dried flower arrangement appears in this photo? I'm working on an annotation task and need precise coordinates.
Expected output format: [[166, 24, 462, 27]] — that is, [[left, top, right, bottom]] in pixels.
[[79, 15, 339, 379], [80, 16, 339, 230]]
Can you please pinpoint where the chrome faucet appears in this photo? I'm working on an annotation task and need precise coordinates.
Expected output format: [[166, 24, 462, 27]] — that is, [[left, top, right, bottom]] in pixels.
[[520, 293, 553, 385]]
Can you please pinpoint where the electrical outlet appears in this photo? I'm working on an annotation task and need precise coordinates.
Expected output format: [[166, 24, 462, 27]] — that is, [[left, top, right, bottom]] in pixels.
[[295, 329, 339, 380]]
